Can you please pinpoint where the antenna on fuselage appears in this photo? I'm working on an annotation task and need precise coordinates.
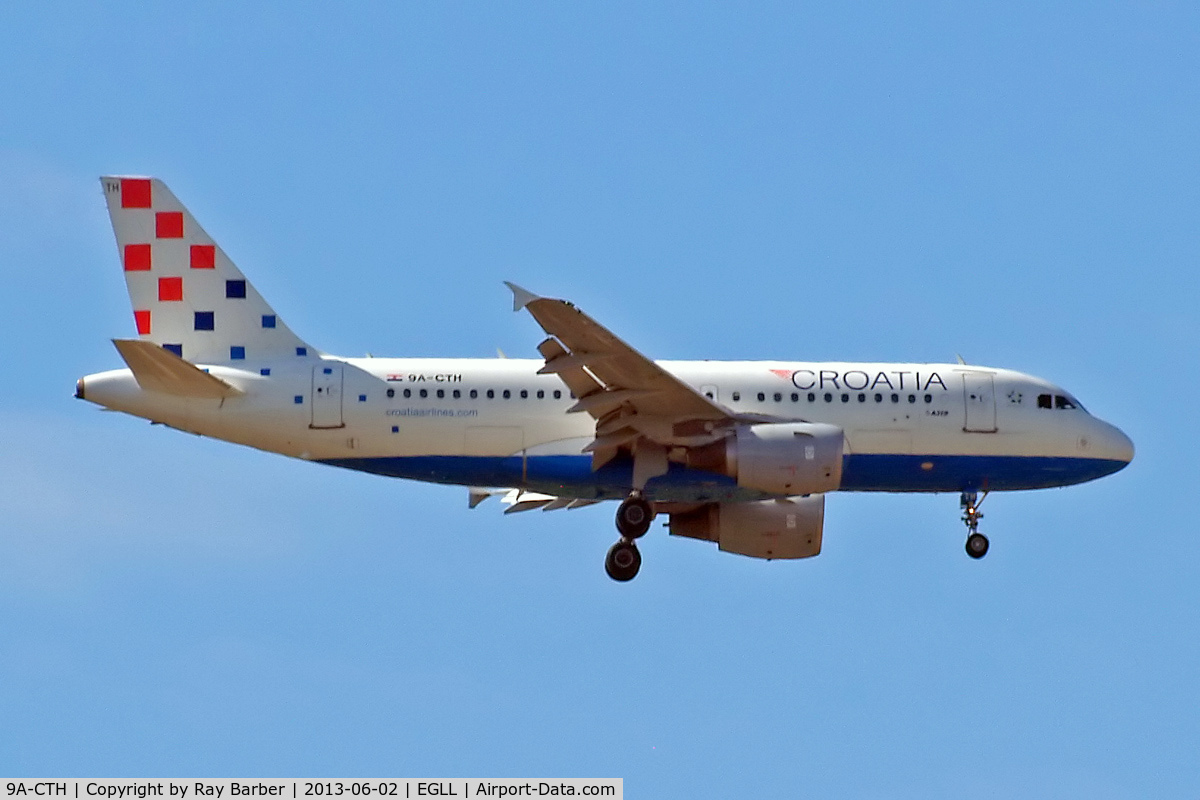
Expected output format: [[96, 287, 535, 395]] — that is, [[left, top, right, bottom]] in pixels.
[[956, 354, 967, 365]]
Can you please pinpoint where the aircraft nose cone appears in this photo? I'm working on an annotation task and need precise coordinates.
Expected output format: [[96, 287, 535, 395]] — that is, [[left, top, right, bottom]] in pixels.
[[1101, 422, 1135, 466], [1113, 427, 1135, 464]]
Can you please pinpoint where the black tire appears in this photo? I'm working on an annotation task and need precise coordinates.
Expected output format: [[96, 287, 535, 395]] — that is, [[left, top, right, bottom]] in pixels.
[[966, 532, 990, 559], [604, 541, 642, 582], [615, 496, 654, 539]]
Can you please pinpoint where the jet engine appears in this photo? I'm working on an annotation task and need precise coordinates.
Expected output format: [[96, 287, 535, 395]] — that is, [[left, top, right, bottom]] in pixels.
[[687, 422, 844, 496], [669, 496, 825, 559]]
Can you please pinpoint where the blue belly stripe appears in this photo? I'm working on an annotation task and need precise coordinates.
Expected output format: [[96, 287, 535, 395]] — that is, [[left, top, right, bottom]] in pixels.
[[318, 452, 1128, 499]]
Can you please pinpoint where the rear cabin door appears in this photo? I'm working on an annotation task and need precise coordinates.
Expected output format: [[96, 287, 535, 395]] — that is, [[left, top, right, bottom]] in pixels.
[[962, 372, 997, 433], [311, 364, 345, 429]]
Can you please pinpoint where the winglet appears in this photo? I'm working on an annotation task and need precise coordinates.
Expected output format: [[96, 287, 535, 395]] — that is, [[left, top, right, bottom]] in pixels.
[[468, 487, 494, 509], [504, 281, 540, 312]]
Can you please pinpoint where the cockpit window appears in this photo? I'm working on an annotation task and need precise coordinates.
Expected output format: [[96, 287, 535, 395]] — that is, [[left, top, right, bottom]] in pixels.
[[1038, 392, 1086, 412]]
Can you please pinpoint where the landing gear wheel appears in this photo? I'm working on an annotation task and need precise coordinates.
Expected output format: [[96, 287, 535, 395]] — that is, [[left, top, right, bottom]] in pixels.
[[615, 495, 654, 539], [960, 490, 990, 560], [965, 532, 990, 559], [605, 541, 642, 582]]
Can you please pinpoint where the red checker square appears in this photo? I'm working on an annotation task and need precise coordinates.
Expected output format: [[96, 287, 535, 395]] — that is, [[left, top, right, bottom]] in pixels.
[[158, 276, 183, 301], [156, 211, 184, 238], [134, 309, 151, 335], [124, 243, 152, 271], [190, 244, 215, 269], [121, 179, 152, 208]]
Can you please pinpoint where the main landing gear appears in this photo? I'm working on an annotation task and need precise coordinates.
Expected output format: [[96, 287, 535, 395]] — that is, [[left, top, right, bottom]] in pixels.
[[961, 490, 990, 559], [605, 494, 654, 581]]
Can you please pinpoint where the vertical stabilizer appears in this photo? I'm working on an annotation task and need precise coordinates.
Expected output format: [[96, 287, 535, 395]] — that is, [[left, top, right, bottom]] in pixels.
[[101, 176, 317, 364]]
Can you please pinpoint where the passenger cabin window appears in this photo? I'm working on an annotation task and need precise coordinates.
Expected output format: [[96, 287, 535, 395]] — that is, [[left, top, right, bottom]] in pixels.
[[757, 392, 765, 402], [732, 392, 741, 401], [470, 389, 478, 399]]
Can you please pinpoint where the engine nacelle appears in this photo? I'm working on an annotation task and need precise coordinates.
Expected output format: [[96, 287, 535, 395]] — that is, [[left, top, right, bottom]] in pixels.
[[669, 496, 825, 560], [689, 422, 844, 496]]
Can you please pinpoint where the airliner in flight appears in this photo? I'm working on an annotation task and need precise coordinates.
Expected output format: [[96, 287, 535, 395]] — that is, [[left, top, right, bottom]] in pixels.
[[76, 177, 1134, 581]]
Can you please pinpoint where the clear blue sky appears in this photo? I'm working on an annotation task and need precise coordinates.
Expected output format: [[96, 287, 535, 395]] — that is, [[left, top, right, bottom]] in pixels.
[[2, 2, 1197, 796]]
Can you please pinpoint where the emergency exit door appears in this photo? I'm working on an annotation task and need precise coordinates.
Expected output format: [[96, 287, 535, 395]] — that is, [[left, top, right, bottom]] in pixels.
[[311, 364, 345, 428]]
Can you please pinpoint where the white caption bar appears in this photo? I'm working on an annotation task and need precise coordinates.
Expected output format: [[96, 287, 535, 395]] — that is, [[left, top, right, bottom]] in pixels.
[[1, 782, 621, 800]]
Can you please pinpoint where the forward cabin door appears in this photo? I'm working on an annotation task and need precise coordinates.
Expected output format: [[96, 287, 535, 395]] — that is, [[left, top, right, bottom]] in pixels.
[[311, 364, 345, 429], [962, 372, 997, 433]]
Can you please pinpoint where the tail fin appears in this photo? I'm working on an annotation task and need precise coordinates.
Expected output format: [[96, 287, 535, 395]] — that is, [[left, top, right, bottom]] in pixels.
[[100, 176, 316, 365]]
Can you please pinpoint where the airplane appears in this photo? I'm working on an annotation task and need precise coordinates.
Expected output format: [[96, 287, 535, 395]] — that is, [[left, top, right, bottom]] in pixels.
[[76, 176, 1135, 581]]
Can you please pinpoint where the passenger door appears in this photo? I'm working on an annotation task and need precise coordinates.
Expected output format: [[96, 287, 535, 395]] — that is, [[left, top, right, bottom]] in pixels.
[[311, 364, 345, 429], [962, 372, 997, 433]]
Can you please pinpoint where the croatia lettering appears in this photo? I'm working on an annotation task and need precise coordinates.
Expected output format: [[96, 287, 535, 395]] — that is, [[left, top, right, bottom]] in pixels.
[[783, 369, 948, 392]]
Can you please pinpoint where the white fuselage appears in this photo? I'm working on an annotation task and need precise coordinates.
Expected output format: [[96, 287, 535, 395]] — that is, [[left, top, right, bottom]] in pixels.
[[79, 356, 1133, 502]]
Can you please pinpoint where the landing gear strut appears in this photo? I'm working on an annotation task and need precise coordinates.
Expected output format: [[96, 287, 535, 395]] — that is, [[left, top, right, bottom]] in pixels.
[[605, 494, 655, 581], [961, 490, 990, 559]]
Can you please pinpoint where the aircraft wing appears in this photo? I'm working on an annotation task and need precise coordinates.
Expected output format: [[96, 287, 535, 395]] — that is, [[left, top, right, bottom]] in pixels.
[[468, 487, 601, 513], [506, 283, 734, 480]]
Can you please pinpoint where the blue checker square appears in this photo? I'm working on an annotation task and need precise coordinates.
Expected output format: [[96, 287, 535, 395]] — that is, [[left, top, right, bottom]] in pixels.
[[230, 346, 245, 360], [296, 347, 307, 356], [194, 311, 215, 331], [260, 368, 271, 376], [226, 279, 247, 299], [262, 315, 276, 329], [359, 394, 367, 402], [163, 343, 183, 357], [294, 395, 303, 404], [392, 426, 399, 433]]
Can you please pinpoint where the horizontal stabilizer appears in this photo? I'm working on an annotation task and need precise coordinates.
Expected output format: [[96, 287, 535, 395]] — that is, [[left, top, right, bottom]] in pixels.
[[113, 339, 243, 399]]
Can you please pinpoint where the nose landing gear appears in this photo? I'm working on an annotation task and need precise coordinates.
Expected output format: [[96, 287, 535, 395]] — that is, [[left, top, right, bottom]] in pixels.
[[605, 494, 655, 581], [961, 490, 989, 559]]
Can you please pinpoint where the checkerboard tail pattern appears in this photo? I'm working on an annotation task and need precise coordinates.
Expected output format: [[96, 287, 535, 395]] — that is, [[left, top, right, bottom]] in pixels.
[[102, 176, 317, 365]]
